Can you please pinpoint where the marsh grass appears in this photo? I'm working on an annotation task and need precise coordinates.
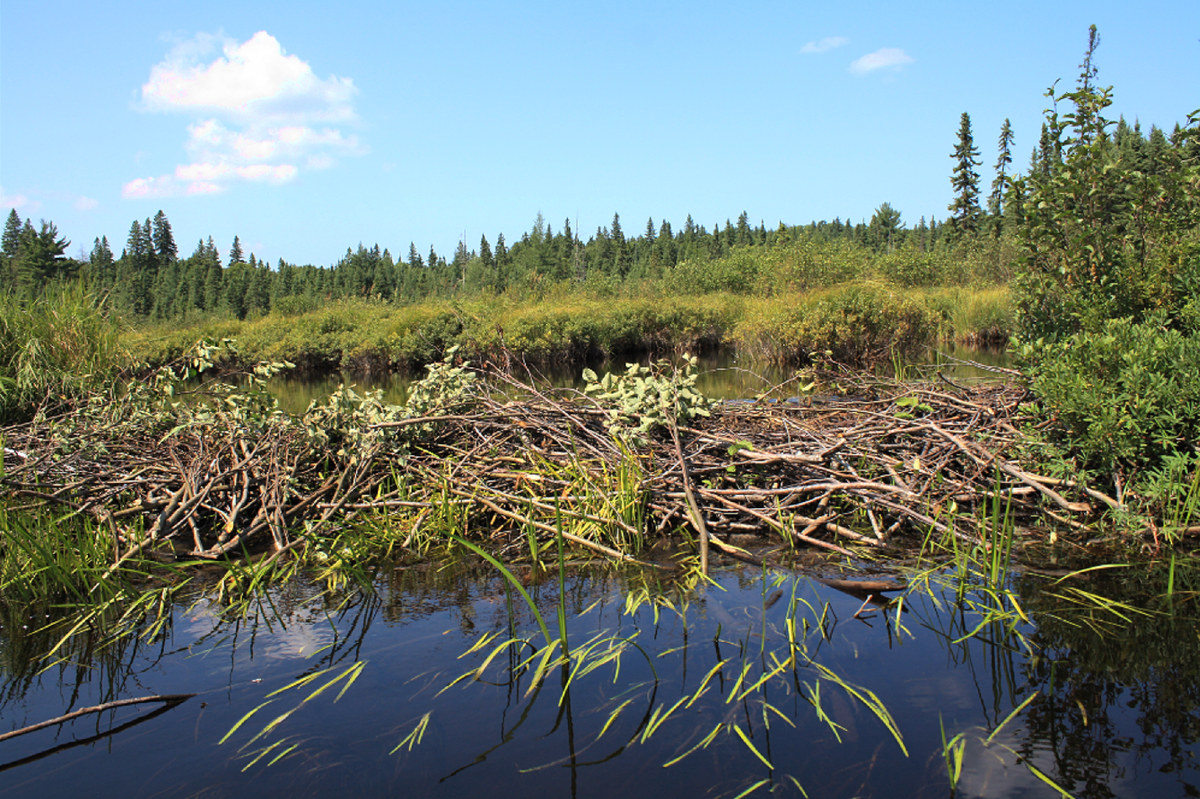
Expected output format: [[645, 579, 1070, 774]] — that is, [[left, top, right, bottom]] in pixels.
[[214, 541, 911, 799], [124, 281, 1012, 377], [0, 508, 122, 603], [0, 287, 128, 422], [936, 692, 1077, 798]]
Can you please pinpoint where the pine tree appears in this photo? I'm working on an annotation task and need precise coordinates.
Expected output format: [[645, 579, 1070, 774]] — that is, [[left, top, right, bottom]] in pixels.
[[203, 237, 223, 311], [118, 220, 153, 314], [495, 233, 510, 285], [869, 203, 902, 252], [87, 236, 115, 289], [735, 211, 752, 246], [13, 219, 71, 296], [948, 112, 982, 234]]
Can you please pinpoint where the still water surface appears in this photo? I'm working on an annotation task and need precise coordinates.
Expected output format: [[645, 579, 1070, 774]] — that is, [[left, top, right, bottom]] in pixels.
[[265, 346, 1012, 415], [2, 557, 1195, 798]]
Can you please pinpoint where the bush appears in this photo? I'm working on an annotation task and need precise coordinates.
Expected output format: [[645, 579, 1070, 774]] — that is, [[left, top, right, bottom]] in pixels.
[[1021, 315, 1200, 475]]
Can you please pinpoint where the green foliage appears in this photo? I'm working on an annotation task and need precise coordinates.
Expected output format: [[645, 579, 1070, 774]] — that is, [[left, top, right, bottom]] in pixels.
[[303, 347, 477, 454], [1011, 27, 1200, 484], [401, 346, 477, 420], [583, 356, 712, 441], [1021, 315, 1200, 474], [949, 112, 983, 234]]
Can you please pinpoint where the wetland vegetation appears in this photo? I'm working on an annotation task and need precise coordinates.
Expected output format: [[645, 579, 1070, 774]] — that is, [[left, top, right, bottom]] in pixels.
[[2, 27, 1199, 798]]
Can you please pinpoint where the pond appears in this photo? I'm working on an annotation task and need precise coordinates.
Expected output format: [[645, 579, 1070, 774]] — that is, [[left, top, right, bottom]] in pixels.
[[264, 345, 1012, 415], [2, 553, 1196, 798]]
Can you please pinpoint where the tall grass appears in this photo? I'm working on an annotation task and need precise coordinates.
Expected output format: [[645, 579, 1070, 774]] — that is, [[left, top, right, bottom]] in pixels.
[[732, 282, 942, 365], [126, 293, 744, 374], [0, 286, 129, 421]]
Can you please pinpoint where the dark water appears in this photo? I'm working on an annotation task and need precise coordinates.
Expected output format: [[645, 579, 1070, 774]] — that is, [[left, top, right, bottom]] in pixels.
[[2, 558, 1196, 798], [266, 346, 1012, 415]]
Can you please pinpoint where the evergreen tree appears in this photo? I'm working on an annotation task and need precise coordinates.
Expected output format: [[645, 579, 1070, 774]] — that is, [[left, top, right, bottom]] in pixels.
[[735, 211, 752, 246], [117, 220, 155, 315], [868, 203, 903, 252], [452, 237, 471, 283], [228, 236, 245, 266], [203, 237, 223, 311], [989, 118, 1015, 236], [478, 234, 494, 271], [247, 260, 272, 315], [1037, 123, 1057, 176], [2, 209, 21, 259], [13, 219, 71, 296], [1074, 25, 1102, 145], [495, 233, 511, 286], [87, 236, 115, 289], [152, 210, 178, 265], [948, 112, 982, 233]]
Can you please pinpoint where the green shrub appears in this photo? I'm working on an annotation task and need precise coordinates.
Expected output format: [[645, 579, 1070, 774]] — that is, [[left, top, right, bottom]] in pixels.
[[1021, 315, 1200, 475]]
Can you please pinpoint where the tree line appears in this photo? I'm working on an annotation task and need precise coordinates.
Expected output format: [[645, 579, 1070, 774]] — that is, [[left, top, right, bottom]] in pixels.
[[2, 88, 1193, 323]]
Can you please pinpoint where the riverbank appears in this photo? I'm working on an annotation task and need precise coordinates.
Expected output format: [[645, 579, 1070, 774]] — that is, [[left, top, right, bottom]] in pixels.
[[121, 283, 1012, 375]]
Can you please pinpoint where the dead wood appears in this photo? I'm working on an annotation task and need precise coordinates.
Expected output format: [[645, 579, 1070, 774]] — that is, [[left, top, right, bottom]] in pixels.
[[0, 365, 1096, 570]]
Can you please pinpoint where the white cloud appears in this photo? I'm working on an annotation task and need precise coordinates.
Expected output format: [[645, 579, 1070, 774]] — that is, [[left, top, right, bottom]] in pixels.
[[1, 186, 31, 211], [801, 36, 848, 54], [140, 31, 356, 124], [124, 31, 364, 199], [74, 196, 99, 211], [849, 47, 915, 75]]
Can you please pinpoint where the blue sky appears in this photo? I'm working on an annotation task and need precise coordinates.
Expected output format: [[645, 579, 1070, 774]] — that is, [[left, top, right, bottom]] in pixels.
[[2, 1, 1197, 268]]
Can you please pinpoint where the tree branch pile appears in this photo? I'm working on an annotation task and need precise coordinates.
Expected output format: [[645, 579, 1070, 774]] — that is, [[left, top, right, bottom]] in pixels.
[[0, 354, 1109, 567]]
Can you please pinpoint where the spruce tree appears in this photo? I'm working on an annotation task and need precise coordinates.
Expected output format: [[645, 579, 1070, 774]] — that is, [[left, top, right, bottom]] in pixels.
[[13, 219, 70, 296], [948, 112, 982, 234], [228, 236, 245, 266], [203, 237, 223, 311], [2, 209, 21, 259], [152, 210, 178, 265], [989, 119, 1015, 235]]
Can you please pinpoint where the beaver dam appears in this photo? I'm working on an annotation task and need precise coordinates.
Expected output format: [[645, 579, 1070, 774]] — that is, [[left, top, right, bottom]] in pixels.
[[0, 347, 1118, 571], [3, 347, 1198, 799]]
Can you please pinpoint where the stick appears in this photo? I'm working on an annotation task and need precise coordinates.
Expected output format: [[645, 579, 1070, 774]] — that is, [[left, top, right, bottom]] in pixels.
[[0, 694, 195, 743]]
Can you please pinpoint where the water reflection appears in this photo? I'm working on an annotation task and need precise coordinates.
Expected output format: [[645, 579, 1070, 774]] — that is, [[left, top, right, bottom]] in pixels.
[[266, 346, 1012, 415], [2, 559, 1193, 798]]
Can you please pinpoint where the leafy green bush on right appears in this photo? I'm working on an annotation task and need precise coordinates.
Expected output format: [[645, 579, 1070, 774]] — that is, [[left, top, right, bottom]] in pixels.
[[1010, 26, 1200, 516]]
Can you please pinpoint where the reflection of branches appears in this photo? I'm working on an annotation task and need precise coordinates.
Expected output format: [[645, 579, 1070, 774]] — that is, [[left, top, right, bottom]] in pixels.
[[0, 696, 193, 772], [0, 595, 178, 722], [0, 693, 195, 743], [1008, 571, 1200, 799]]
